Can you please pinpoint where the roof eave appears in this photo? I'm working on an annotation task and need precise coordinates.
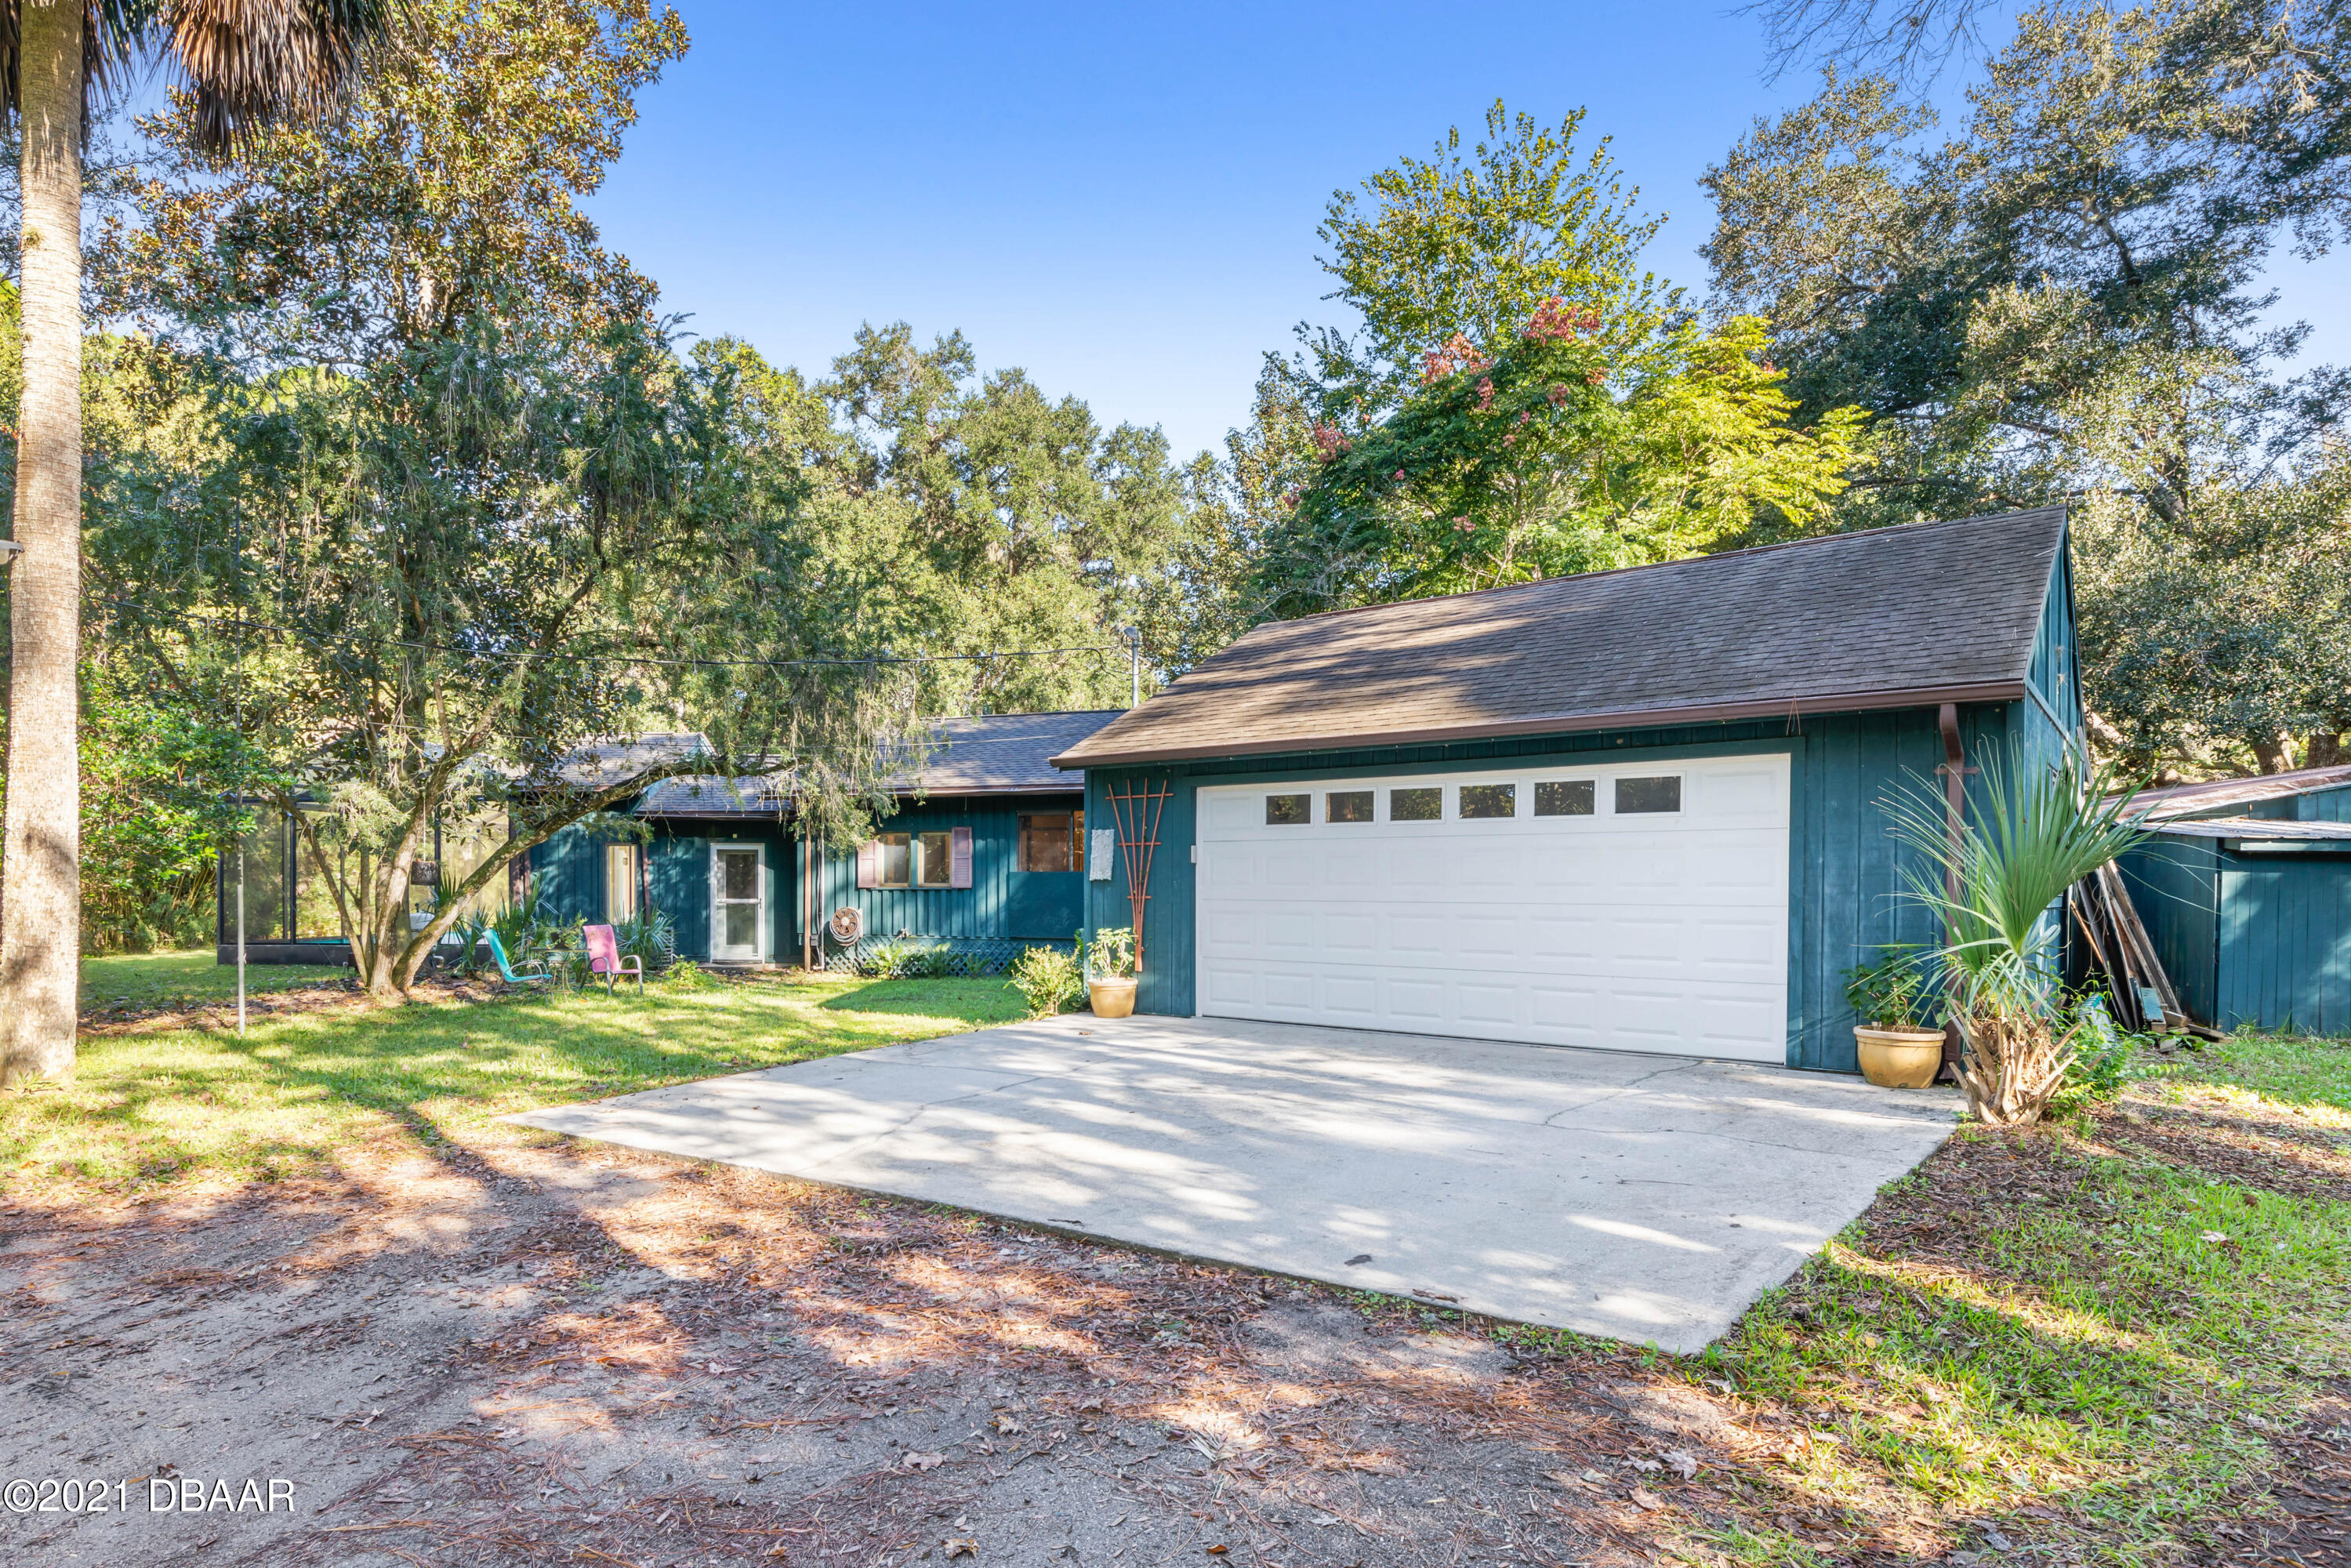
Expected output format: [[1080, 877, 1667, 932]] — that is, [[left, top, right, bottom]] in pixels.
[[640, 781, 1083, 818], [1049, 681, 2030, 771], [885, 782, 1086, 798]]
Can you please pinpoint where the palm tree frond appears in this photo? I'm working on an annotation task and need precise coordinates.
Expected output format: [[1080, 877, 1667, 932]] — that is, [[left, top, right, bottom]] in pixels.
[[1883, 739, 2149, 983], [0, 2, 154, 122], [165, 0, 408, 153], [0, 1, 404, 147]]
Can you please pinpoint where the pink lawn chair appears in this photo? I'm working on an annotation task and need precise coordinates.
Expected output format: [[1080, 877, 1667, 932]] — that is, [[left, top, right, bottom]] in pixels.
[[582, 924, 644, 995]]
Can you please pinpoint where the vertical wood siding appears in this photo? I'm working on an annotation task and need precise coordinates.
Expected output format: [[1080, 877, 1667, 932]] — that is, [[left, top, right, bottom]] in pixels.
[[2217, 853, 2351, 1036], [2293, 785, 2351, 824], [811, 794, 1086, 945], [539, 822, 796, 964], [2120, 838, 2222, 1025], [2027, 542, 2084, 733], [1087, 702, 2024, 1070]]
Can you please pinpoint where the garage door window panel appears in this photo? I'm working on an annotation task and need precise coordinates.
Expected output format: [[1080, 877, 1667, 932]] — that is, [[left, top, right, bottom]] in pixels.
[[1391, 786, 1442, 821], [1460, 782, 1516, 819], [1535, 779, 1596, 816], [1616, 775, 1683, 814], [1266, 793, 1312, 826], [1326, 790, 1374, 823]]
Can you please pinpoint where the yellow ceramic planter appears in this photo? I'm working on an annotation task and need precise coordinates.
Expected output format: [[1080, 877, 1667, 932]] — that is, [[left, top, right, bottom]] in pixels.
[[1854, 1026, 1944, 1088], [1087, 976, 1137, 1018]]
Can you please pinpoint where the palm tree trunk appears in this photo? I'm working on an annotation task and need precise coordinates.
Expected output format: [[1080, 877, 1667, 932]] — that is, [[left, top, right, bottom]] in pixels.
[[0, 0, 85, 1086]]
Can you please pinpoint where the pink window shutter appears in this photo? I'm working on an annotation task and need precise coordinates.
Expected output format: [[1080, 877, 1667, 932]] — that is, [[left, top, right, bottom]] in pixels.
[[949, 826, 974, 889], [855, 840, 879, 890]]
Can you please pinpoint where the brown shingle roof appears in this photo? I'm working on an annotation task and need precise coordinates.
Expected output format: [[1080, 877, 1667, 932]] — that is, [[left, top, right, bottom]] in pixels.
[[1053, 508, 2068, 769], [634, 710, 1117, 816], [885, 710, 1121, 794]]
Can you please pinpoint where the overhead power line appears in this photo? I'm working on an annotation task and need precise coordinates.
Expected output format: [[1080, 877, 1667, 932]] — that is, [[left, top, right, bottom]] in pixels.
[[107, 599, 1127, 672]]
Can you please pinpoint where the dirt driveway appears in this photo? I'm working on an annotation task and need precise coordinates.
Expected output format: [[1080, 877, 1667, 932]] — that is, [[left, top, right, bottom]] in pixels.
[[2, 1116, 1776, 1568], [8, 1081, 2351, 1568]]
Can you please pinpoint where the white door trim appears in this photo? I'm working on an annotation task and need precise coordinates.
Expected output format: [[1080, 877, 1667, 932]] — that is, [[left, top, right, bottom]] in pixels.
[[710, 841, 767, 964]]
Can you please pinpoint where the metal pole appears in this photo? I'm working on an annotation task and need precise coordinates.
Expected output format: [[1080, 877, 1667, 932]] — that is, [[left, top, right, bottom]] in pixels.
[[1127, 627, 1140, 709], [236, 837, 247, 1036]]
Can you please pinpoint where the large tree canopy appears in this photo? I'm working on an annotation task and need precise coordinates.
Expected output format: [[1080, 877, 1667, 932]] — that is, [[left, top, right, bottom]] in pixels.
[[95, 307, 933, 996], [815, 322, 1195, 713], [1703, 0, 2351, 773], [1238, 102, 1863, 618], [1260, 307, 1861, 613], [1297, 101, 1676, 420], [57, 0, 1212, 996], [111, 0, 688, 366]]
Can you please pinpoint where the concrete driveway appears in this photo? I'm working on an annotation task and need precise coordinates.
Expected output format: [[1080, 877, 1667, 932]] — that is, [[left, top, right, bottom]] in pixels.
[[509, 1016, 1958, 1352]]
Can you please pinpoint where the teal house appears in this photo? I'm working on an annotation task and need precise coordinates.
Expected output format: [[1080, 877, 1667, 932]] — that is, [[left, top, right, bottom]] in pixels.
[[1053, 509, 2085, 1075], [2117, 765, 2351, 1036], [524, 710, 1119, 970]]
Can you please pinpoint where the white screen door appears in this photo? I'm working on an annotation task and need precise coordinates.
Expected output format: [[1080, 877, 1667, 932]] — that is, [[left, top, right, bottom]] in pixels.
[[712, 844, 765, 962]]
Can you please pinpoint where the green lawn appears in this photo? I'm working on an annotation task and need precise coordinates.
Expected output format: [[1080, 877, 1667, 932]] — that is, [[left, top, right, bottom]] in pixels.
[[82, 949, 352, 1011], [1676, 1033, 2351, 1564], [10, 963, 1026, 1191]]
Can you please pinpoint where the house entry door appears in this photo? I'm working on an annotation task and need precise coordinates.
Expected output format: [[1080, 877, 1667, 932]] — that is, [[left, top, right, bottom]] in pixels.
[[712, 845, 765, 963]]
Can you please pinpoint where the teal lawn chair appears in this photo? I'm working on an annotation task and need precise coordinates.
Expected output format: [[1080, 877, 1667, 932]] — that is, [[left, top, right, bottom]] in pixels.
[[483, 929, 550, 989]]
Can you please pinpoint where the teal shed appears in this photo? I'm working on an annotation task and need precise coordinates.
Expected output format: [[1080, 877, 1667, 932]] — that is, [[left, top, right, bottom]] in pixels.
[[2117, 765, 2351, 1036], [1053, 509, 2084, 1075]]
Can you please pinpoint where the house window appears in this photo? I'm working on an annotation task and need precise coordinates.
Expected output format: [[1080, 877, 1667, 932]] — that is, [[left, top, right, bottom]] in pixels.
[[1018, 811, 1084, 872], [1265, 793, 1311, 826], [1460, 782, 1516, 819], [1534, 779, 1596, 816], [604, 844, 640, 920], [1326, 790, 1373, 823], [876, 833, 912, 887], [916, 831, 954, 887], [1616, 775, 1683, 814], [1390, 786, 1442, 822]]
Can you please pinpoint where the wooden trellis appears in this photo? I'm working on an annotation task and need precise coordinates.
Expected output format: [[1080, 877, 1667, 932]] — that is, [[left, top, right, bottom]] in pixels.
[[1103, 779, 1172, 975]]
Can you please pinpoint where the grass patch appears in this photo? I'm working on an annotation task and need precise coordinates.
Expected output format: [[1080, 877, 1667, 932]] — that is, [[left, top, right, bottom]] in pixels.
[[81, 948, 351, 1011], [8, 963, 1024, 1192], [1677, 1036, 2351, 1563], [2148, 1029, 2351, 1117]]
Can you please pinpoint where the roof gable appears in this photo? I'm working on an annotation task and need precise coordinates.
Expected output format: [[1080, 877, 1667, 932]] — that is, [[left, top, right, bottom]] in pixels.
[[1054, 507, 2068, 768]]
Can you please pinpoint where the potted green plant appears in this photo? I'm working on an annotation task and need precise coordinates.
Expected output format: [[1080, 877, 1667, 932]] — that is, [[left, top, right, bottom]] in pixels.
[[1885, 745, 2150, 1126], [1842, 946, 1944, 1088], [1083, 926, 1138, 1018]]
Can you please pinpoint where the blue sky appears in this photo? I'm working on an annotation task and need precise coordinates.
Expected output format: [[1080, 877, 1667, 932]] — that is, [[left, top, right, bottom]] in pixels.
[[586, 0, 2347, 463]]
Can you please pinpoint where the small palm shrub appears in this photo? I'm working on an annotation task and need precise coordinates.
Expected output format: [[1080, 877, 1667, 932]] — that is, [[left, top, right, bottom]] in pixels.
[[609, 909, 676, 971], [1885, 744, 2147, 1127], [1010, 946, 1085, 1017], [862, 939, 942, 978], [487, 873, 550, 967], [447, 909, 495, 977]]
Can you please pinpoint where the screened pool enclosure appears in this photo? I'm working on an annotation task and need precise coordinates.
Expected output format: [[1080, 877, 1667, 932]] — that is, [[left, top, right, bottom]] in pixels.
[[215, 801, 510, 965]]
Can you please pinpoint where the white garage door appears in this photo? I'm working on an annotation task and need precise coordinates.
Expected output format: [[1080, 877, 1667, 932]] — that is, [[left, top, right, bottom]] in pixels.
[[1195, 754, 1790, 1062]]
